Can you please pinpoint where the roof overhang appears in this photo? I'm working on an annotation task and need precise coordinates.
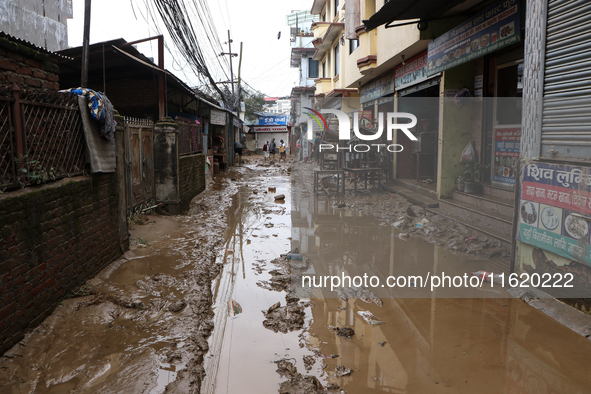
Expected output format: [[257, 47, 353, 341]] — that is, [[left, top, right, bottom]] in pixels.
[[311, 0, 327, 15], [363, 0, 468, 31], [291, 47, 316, 68], [312, 23, 344, 61]]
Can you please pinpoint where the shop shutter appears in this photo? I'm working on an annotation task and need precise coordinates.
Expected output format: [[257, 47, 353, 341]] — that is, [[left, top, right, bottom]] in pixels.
[[541, 0, 591, 159]]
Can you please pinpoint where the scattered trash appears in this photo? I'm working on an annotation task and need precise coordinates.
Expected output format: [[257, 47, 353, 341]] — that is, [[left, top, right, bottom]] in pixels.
[[398, 233, 409, 240], [406, 206, 417, 217], [333, 365, 353, 378], [268, 187, 276, 192], [274, 194, 285, 200], [378, 341, 387, 347], [337, 307, 348, 311], [287, 253, 303, 260], [335, 203, 347, 208], [416, 223, 424, 228], [465, 236, 478, 243], [226, 249, 234, 254], [471, 271, 504, 283], [228, 299, 243, 317], [357, 311, 385, 325], [334, 327, 355, 340], [418, 218, 430, 226]]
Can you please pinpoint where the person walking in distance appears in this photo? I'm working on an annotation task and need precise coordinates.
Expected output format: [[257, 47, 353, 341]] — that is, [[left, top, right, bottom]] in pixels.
[[269, 138, 277, 162], [234, 140, 243, 166], [263, 141, 269, 163], [279, 139, 286, 163]]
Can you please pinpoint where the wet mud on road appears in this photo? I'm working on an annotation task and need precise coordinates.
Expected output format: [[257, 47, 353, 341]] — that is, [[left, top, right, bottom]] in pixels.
[[1, 158, 591, 393]]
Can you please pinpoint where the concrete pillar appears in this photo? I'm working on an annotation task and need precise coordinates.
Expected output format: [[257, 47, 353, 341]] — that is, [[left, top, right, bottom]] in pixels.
[[153, 117, 180, 214]]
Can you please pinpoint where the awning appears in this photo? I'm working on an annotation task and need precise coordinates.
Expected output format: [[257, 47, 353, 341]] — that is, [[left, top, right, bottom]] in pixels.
[[363, 0, 466, 31]]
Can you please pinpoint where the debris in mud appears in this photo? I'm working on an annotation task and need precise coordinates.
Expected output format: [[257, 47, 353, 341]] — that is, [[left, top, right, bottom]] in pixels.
[[378, 341, 387, 347], [228, 299, 243, 317], [263, 297, 306, 333], [337, 307, 348, 311], [334, 327, 355, 340], [275, 359, 345, 394], [168, 299, 187, 312], [275, 194, 286, 200], [335, 287, 382, 307], [357, 311, 385, 325], [333, 365, 353, 378], [269, 187, 277, 192], [303, 355, 315, 371]]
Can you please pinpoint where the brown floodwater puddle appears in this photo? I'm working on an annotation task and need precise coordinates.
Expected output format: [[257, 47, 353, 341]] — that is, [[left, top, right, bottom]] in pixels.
[[203, 163, 591, 394]]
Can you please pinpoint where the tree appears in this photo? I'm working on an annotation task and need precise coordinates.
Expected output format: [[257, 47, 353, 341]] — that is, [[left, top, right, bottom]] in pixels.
[[242, 87, 268, 122]]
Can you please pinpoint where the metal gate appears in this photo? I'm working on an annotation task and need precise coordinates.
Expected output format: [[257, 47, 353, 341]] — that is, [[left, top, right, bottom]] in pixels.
[[542, 0, 591, 158], [124, 117, 154, 217]]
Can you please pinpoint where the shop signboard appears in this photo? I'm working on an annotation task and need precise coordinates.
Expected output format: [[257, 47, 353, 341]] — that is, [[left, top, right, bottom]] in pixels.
[[210, 109, 226, 125], [360, 73, 394, 104], [427, 0, 521, 76], [517, 162, 591, 267], [258, 115, 287, 126], [394, 51, 429, 91], [253, 126, 288, 132], [493, 127, 520, 184]]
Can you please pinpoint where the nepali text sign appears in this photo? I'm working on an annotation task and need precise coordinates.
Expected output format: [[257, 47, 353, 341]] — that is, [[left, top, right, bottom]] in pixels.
[[517, 162, 591, 267], [258, 115, 287, 126], [395, 51, 429, 91], [427, 0, 521, 76], [360, 73, 394, 104], [253, 126, 288, 133], [210, 109, 226, 125], [493, 127, 520, 185]]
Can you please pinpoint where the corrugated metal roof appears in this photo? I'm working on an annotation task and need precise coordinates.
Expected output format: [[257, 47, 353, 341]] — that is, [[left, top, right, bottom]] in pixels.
[[0, 31, 71, 60]]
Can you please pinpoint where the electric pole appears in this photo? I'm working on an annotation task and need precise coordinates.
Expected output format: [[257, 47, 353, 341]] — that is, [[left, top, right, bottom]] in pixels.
[[81, 0, 91, 87], [237, 42, 243, 118], [220, 30, 238, 108]]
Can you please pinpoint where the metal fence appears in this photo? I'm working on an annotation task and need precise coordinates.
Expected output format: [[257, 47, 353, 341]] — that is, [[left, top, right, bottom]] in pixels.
[[176, 116, 202, 156], [0, 84, 85, 189]]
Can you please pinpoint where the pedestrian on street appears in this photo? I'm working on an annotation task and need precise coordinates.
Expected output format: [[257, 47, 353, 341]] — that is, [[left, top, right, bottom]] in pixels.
[[312, 132, 321, 162], [279, 140, 286, 162], [234, 140, 243, 166], [269, 138, 277, 161], [263, 141, 269, 163]]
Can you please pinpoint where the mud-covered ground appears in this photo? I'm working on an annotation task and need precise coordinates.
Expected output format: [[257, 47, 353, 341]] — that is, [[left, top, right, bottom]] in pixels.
[[2, 156, 588, 394], [0, 160, 287, 393]]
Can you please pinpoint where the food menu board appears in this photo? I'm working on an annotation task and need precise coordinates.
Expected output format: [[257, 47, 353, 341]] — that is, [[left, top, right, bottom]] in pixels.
[[427, 0, 521, 76], [493, 127, 521, 185], [517, 162, 591, 267]]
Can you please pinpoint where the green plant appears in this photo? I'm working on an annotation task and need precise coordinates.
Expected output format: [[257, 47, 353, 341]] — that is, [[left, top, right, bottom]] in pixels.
[[463, 161, 489, 183], [14, 155, 56, 187]]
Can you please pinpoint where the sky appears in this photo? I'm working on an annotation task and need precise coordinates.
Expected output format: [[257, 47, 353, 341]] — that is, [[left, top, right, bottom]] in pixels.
[[67, 0, 312, 97]]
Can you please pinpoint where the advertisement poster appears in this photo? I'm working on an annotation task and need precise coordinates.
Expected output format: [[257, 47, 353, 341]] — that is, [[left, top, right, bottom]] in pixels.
[[394, 51, 429, 91], [493, 127, 521, 184], [517, 162, 591, 267], [427, 0, 521, 75]]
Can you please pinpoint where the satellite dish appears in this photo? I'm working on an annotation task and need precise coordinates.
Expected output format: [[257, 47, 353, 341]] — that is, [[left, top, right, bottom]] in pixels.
[[277, 31, 281, 39]]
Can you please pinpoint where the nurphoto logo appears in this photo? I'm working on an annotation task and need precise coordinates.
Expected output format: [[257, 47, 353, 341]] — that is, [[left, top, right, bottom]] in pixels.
[[303, 107, 418, 152]]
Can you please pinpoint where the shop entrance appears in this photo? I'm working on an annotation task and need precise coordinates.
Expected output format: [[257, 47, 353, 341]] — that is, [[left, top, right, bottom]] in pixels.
[[396, 84, 440, 185]]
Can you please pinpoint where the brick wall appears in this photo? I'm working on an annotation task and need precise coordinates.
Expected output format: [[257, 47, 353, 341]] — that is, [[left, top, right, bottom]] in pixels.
[[0, 37, 60, 91], [0, 174, 123, 354], [179, 154, 205, 212]]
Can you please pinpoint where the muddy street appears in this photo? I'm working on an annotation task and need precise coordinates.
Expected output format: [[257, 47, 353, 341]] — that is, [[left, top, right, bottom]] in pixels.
[[1, 159, 591, 393]]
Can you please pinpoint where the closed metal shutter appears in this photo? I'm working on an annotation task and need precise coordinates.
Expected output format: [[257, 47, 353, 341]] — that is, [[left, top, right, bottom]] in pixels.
[[542, 0, 591, 158]]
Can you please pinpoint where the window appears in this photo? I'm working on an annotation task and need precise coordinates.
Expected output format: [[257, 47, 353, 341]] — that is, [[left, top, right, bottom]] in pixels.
[[335, 0, 339, 16], [309, 58, 319, 78], [334, 44, 339, 76], [349, 39, 359, 54], [322, 60, 326, 78]]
